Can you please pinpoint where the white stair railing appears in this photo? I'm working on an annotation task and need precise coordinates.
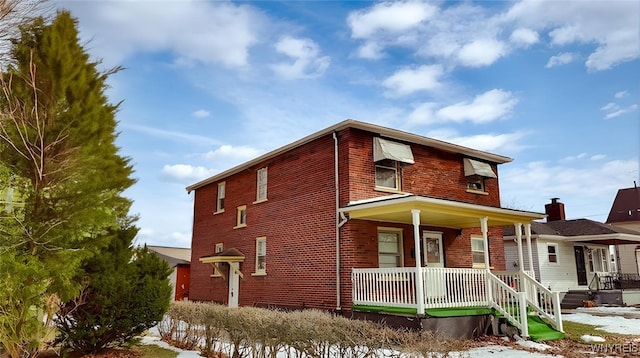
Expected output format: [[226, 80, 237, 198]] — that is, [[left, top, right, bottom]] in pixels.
[[486, 272, 528, 338], [520, 271, 563, 332]]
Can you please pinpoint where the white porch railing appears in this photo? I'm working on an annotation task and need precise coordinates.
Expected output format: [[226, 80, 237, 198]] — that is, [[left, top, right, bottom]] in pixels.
[[352, 267, 563, 336]]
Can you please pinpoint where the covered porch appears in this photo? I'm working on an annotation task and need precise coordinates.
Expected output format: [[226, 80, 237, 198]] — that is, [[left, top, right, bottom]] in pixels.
[[341, 194, 563, 339]]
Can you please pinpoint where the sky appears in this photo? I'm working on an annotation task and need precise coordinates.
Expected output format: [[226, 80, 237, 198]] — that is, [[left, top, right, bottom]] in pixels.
[[50, 0, 640, 248]]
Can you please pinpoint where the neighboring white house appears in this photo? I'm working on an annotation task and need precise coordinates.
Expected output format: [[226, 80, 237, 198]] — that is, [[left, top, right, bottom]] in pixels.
[[504, 199, 640, 294], [147, 245, 191, 301], [606, 186, 640, 274]]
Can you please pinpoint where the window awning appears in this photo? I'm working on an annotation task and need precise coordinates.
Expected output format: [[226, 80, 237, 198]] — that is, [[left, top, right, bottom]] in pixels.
[[463, 158, 496, 178], [373, 137, 414, 164]]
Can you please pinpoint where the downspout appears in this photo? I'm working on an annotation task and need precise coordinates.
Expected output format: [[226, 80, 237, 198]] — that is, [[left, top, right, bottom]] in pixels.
[[333, 132, 343, 312]]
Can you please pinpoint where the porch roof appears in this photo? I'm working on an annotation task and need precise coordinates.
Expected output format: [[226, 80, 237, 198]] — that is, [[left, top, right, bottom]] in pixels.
[[340, 194, 546, 228]]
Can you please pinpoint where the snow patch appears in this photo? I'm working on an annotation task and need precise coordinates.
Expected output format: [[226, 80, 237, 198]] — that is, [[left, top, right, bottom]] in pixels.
[[581, 335, 606, 343]]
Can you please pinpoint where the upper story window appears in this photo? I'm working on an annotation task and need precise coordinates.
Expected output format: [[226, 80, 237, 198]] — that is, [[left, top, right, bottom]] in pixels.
[[463, 158, 496, 194], [373, 137, 414, 191], [235, 205, 247, 229], [216, 182, 225, 213], [256, 167, 268, 203], [215, 243, 224, 253]]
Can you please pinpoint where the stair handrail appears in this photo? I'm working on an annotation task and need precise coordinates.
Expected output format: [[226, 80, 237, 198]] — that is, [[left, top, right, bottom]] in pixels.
[[520, 271, 563, 332], [486, 272, 528, 338]]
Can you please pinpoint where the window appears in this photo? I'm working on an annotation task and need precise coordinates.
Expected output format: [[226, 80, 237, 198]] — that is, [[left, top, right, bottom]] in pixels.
[[211, 243, 224, 277], [547, 244, 558, 263], [216, 182, 225, 213], [256, 167, 268, 202], [588, 247, 609, 272], [375, 160, 400, 190], [466, 176, 485, 192], [254, 237, 266, 275], [378, 229, 403, 268], [215, 243, 224, 253], [235, 205, 247, 228], [471, 236, 486, 268]]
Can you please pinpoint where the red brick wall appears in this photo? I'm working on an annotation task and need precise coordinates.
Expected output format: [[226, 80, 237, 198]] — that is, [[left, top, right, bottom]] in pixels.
[[190, 127, 507, 311], [190, 134, 338, 309]]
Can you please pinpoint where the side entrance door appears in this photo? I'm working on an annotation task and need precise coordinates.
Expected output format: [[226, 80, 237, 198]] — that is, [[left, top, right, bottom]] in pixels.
[[574, 246, 588, 286], [228, 262, 240, 308]]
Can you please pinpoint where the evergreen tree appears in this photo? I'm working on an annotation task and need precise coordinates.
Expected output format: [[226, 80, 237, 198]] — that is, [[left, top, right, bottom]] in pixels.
[[0, 10, 136, 357], [56, 221, 172, 354]]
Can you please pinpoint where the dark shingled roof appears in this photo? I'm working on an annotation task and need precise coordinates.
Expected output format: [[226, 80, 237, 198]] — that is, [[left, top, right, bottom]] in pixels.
[[503, 219, 640, 237], [606, 187, 640, 224]]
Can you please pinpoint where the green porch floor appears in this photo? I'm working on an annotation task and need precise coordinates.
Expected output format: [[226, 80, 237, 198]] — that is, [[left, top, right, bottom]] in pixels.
[[353, 305, 565, 341]]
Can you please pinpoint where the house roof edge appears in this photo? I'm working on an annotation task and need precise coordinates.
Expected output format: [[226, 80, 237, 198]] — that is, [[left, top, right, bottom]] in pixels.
[[186, 119, 513, 192]]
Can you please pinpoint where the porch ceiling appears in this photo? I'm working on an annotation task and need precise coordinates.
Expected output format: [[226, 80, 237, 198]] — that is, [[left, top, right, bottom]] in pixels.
[[340, 195, 546, 228]]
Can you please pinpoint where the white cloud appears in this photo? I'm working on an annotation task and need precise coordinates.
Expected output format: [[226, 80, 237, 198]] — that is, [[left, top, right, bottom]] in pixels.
[[382, 65, 444, 96], [124, 124, 220, 146], [500, 158, 638, 220], [66, 1, 260, 68], [271, 36, 330, 80], [545, 52, 577, 68], [614, 91, 629, 99], [348, 1, 437, 39], [411, 89, 517, 125], [601, 102, 638, 120], [504, 0, 640, 71], [509, 28, 539, 46], [424, 128, 529, 153], [203, 144, 261, 161], [160, 164, 216, 183], [457, 39, 506, 67], [356, 41, 384, 60], [591, 154, 606, 161], [193, 109, 210, 118]]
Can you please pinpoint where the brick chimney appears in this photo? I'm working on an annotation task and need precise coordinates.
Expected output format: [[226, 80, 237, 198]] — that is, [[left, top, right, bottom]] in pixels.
[[545, 198, 566, 222]]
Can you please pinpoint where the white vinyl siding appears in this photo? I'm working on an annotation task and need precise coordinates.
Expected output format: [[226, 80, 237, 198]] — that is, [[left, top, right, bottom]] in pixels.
[[547, 244, 559, 264]]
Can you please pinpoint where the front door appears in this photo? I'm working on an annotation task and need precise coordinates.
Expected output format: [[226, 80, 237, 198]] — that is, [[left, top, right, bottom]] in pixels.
[[574, 246, 588, 286], [228, 262, 240, 308], [422, 231, 445, 298], [422, 231, 444, 268]]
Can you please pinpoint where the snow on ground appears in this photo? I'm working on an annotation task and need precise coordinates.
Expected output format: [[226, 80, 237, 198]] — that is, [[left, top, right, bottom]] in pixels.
[[140, 306, 640, 358]]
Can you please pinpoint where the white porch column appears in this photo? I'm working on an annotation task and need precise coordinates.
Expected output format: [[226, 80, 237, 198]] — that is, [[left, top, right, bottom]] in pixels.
[[480, 217, 490, 271], [412, 209, 425, 315], [515, 223, 524, 273], [525, 223, 534, 274]]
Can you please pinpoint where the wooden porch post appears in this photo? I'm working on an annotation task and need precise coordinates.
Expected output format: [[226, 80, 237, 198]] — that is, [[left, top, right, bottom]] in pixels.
[[525, 223, 534, 273], [412, 209, 425, 316], [515, 223, 524, 273]]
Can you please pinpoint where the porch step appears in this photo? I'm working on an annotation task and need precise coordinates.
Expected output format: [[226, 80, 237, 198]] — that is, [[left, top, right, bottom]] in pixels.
[[527, 315, 565, 341], [561, 290, 591, 309]]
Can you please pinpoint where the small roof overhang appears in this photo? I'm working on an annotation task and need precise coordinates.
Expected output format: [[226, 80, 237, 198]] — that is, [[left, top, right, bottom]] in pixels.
[[564, 234, 640, 246], [373, 137, 415, 164], [463, 158, 497, 178], [200, 248, 245, 279], [340, 194, 545, 228]]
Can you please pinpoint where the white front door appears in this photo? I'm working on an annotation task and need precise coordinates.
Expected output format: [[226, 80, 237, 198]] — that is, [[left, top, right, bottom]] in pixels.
[[228, 262, 240, 308], [422, 231, 444, 268]]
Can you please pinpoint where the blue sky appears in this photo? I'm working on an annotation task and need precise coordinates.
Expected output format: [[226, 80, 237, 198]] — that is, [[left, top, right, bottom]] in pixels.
[[54, 0, 639, 248]]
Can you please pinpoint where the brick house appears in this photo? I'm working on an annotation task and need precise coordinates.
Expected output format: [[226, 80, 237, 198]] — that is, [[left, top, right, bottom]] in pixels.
[[186, 120, 562, 339]]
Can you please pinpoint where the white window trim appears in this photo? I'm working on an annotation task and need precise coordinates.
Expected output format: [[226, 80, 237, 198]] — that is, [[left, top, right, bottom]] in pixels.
[[234, 205, 247, 229], [215, 182, 225, 214], [547, 243, 559, 264], [253, 237, 267, 276], [375, 161, 401, 192], [211, 243, 225, 277], [377, 227, 404, 268], [255, 167, 268, 203], [466, 175, 489, 195], [471, 236, 486, 269]]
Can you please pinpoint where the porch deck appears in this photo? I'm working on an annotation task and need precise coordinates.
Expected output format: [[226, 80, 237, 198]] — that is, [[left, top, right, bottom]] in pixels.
[[351, 267, 564, 340]]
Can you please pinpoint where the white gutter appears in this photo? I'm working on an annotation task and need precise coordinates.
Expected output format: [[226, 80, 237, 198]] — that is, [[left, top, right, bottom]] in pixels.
[[333, 132, 341, 312]]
